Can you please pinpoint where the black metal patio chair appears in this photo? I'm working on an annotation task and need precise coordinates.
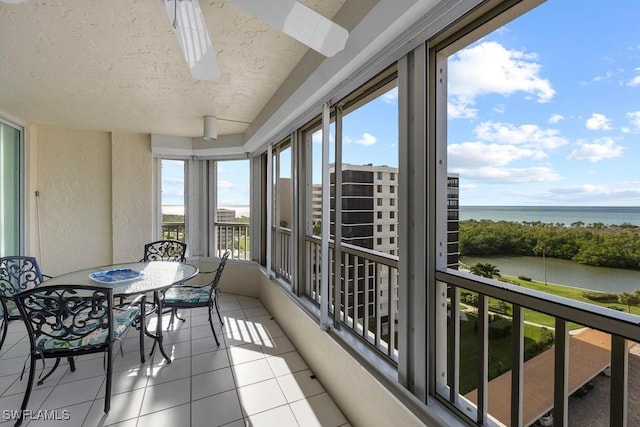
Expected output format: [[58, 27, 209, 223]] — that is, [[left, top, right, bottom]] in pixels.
[[142, 239, 187, 262], [138, 239, 188, 323], [162, 251, 230, 347], [14, 284, 140, 426], [0, 256, 50, 352]]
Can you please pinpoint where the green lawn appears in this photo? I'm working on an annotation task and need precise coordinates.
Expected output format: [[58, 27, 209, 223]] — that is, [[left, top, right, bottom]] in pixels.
[[461, 274, 638, 329], [452, 312, 554, 395]]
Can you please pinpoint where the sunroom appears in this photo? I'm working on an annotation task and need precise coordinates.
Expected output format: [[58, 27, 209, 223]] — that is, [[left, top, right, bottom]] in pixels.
[[2, 0, 640, 426]]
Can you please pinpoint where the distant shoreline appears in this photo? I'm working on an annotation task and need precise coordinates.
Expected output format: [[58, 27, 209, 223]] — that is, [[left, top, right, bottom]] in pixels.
[[459, 205, 640, 226], [162, 205, 251, 218]]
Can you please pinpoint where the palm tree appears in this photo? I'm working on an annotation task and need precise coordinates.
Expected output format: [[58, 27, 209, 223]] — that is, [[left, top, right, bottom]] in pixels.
[[469, 263, 501, 279], [534, 241, 550, 286]]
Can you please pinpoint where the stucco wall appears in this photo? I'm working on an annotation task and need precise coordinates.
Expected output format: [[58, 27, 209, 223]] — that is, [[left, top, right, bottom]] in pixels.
[[111, 132, 153, 263], [31, 126, 154, 275], [35, 125, 112, 275]]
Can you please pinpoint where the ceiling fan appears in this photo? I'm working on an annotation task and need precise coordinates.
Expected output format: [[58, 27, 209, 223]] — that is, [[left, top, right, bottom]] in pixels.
[[163, 0, 349, 80]]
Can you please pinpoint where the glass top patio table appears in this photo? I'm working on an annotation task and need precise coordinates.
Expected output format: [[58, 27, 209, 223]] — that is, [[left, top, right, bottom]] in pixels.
[[40, 261, 198, 295], [40, 261, 198, 363]]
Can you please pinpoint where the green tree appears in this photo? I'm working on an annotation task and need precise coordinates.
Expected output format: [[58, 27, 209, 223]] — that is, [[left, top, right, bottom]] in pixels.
[[617, 292, 640, 313], [469, 263, 501, 279], [534, 241, 550, 285]]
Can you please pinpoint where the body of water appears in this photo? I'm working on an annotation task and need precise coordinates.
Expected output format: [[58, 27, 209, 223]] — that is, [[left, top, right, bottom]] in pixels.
[[460, 206, 640, 226], [461, 255, 640, 294]]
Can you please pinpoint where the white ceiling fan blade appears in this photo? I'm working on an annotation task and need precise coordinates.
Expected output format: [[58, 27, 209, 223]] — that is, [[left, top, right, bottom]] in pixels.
[[163, 0, 220, 80], [228, 0, 348, 57]]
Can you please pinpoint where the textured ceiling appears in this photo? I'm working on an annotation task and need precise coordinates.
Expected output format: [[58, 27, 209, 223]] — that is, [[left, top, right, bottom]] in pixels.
[[0, 0, 346, 137]]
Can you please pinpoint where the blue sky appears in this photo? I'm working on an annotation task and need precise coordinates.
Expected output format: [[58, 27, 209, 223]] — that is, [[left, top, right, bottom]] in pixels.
[[161, 159, 251, 207], [447, 0, 640, 206], [164, 0, 640, 208]]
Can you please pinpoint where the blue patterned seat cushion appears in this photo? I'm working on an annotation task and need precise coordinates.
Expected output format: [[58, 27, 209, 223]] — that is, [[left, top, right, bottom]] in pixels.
[[1, 299, 20, 318], [164, 286, 210, 305], [36, 306, 140, 351]]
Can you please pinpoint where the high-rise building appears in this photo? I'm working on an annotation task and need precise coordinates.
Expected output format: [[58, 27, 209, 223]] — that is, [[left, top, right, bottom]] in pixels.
[[311, 164, 459, 324], [447, 174, 460, 269], [216, 208, 237, 222], [326, 163, 398, 254]]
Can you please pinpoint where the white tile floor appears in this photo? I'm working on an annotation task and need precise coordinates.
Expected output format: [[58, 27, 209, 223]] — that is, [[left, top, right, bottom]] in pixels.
[[0, 294, 350, 427]]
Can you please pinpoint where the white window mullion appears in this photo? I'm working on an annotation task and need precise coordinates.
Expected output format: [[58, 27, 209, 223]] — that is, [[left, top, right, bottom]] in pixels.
[[320, 101, 331, 330]]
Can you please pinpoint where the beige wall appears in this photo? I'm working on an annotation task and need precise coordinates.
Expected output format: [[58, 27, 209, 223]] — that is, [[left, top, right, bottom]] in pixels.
[[29, 125, 153, 275], [111, 132, 154, 263]]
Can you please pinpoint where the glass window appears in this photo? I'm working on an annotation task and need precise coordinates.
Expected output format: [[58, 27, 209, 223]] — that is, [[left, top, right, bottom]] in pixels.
[[0, 121, 20, 256], [436, 1, 640, 425], [272, 141, 293, 279], [390, 185, 395, 193], [160, 159, 186, 242], [216, 159, 250, 260]]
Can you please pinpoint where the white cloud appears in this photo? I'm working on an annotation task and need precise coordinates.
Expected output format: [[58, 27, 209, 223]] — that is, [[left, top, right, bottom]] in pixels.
[[448, 141, 544, 168], [585, 113, 612, 130], [217, 180, 236, 189], [345, 132, 377, 146], [531, 182, 640, 204], [452, 166, 562, 183], [312, 131, 334, 144], [627, 111, 640, 129], [548, 114, 564, 124], [581, 68, 623, 85], [448, 101, 477, 119], [627, 67, 640, 86], [448, 41, 555, 119], [381, 87, 398, 105], [493, 104, 506, 114], [567, 137, 624, 162], [474, 121, 568, 149]]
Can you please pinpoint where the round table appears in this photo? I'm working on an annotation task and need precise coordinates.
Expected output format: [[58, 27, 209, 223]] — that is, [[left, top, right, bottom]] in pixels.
[[42, 261, 199, 363]]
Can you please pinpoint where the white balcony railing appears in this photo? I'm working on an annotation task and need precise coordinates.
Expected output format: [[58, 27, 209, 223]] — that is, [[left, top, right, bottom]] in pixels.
[[304, 235, 399, 362], [437, 269, 639, 427], [215, 222, 250, 260]]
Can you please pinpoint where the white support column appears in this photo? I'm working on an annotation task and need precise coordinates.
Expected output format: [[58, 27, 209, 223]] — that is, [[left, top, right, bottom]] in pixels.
[[333, 105, 343, 326], [186, 156, 200, 256], [398, 42, 429, 400], [432, 47, 450, 402], [274, 144, 281, 277], [266, 146, 273, 278], [320, 102, 331, 330], [153, 157, 162, 240], [209, 160, 217, 257]]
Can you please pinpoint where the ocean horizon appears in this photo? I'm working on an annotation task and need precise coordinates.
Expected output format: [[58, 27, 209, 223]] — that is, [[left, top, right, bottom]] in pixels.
[[162, 205, 251, 218], [459, 205, 640, 226]]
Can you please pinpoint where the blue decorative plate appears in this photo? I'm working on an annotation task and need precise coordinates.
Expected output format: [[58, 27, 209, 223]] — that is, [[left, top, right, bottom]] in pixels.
[[89, 268, 143, 284]]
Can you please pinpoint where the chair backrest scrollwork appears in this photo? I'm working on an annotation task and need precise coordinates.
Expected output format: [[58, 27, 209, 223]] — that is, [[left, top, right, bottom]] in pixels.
[[0, 256, 45, 298], [16, 285, 114, 351], [143, 240, 187, 262]]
